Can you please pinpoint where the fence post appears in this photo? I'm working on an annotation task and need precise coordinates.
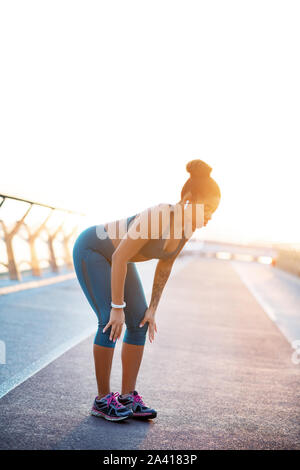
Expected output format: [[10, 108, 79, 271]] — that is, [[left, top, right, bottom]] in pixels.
[[25, 209, 54, 277], [63, 225, 79, 269], [0, 204, 32, 280], [46, 220, 65, 273]]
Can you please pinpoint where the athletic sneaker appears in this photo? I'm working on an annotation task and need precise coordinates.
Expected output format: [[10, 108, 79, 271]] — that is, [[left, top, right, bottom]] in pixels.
[[91, 392, 133, 421], [118, 390, 157, 419]]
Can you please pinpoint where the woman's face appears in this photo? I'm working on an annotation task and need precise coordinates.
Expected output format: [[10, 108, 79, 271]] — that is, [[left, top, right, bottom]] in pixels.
[[183, 194, 220, 230]]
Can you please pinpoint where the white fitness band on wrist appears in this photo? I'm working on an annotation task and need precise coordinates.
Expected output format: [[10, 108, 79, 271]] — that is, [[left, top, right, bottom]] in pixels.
[[111, 301, 126, 308]]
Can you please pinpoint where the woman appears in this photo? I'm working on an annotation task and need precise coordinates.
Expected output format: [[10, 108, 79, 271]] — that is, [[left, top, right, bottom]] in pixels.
[[72, 159, 221, 422]]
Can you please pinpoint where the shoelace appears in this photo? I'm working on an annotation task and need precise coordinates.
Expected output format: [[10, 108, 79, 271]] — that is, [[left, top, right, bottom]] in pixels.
[[133, 393, 146, 407], [106, 392, 123, 408]]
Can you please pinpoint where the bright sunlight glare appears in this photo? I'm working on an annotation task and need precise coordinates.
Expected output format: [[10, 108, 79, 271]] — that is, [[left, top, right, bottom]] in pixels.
[[1, 1, 300, 245]]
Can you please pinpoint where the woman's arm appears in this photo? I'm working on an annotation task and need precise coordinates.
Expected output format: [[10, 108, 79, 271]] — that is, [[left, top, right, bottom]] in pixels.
[[149, 257, 175, 312], [110, 207, 152, 304], [110, 203, 171, 304], [139, 238, 188, 343], [103, 204, 169, 342], [111, 240, 177, 306], [139, 257, 175, 343], [105, 223, 149, 342]]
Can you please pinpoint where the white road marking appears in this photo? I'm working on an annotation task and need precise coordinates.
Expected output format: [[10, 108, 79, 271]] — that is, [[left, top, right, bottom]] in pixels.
[[0, 326, 96, 400], [0, 273, 76, 296], [231, 261, 277, 321], [231, 260, 300, 346]]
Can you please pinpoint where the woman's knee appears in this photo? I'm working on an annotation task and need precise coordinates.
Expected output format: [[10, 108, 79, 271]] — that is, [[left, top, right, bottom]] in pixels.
[[123, 323, 148, 346], [94, 326, 117, 349]]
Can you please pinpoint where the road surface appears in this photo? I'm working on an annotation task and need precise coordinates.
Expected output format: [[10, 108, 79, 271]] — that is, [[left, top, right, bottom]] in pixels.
[[0, 256, 299, 449]]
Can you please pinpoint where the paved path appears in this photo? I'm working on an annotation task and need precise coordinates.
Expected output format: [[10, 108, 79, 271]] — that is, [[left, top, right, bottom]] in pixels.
[[0, 257, 299, 449], [232, 260, 300, 344]]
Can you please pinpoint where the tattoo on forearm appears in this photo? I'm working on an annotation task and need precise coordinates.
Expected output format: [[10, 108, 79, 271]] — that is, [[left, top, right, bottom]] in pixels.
[[150, 264, 173, 310]]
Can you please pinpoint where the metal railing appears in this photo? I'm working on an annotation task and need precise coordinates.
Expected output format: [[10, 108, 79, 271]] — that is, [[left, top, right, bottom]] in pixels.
[[0, 194, 85, 281], [182, 239, 300, 277]]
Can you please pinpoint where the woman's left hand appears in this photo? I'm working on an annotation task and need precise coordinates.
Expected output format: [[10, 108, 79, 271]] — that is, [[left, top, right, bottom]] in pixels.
[[139, 307, 157, 343]]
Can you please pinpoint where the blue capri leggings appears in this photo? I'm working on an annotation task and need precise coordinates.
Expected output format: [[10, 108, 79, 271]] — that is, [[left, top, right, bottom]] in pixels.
[[72, 225, 148, 348]]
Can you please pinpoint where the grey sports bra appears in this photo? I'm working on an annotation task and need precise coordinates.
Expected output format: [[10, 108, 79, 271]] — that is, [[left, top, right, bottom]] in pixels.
[[126, 206, 186, 260]]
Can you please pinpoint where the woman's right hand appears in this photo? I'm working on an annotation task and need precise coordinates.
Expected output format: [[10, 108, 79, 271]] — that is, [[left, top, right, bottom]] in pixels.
[[103, 308, 125, 342]]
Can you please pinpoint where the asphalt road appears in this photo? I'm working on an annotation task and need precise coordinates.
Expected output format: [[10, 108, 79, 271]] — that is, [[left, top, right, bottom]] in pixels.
[[0, 257, 299, 449]]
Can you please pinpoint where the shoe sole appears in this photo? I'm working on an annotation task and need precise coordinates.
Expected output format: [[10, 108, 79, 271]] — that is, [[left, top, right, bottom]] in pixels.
[[91, 408, 131, 421], [117, 402, 157, 420], [131, 411, 157, 420]]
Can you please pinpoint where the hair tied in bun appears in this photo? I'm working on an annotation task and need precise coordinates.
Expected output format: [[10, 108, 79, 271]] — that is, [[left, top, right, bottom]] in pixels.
[[186, 159, 212, 179]]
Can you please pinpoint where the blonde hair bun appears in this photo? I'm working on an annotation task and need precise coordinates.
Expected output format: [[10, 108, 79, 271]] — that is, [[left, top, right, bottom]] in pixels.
[[186, 159, 212, 179]]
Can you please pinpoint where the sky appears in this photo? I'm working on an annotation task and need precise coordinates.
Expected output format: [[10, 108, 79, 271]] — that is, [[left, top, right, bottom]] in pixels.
[[1, 0, 300, 245]]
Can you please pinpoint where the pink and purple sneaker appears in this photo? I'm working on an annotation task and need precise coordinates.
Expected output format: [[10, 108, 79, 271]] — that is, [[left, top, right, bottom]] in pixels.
[[91, 392, 133, 421], [118, 390, 157, 419]]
